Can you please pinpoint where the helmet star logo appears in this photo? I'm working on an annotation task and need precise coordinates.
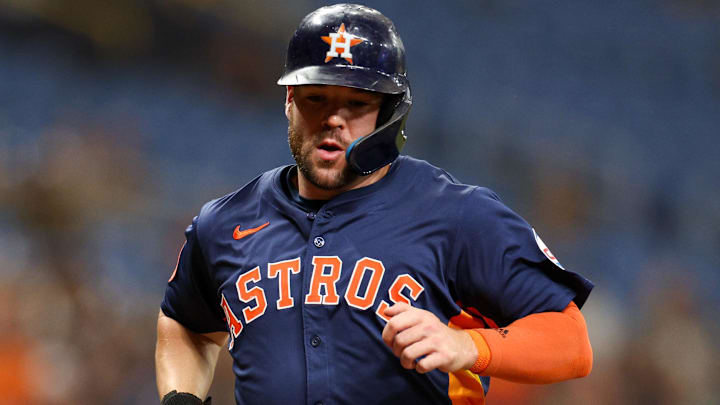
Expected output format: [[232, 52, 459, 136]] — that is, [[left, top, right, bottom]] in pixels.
[[321, 23, 364, 64]]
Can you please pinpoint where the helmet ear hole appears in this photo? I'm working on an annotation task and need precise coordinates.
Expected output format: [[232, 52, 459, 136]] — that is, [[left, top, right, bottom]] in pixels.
[[376, 94, 402, 128]]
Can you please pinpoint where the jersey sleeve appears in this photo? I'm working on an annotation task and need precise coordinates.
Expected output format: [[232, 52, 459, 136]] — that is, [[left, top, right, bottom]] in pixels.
[[160, 215, 228, 333], [451, 187, 593, 327]]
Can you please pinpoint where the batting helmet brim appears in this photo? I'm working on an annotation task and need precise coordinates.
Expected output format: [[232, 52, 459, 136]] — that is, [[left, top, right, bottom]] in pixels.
[[277, 65, 408, 94]]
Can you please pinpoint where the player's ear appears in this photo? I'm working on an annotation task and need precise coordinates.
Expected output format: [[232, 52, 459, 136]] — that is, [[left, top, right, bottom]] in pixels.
[[285, 86, 294, 119]]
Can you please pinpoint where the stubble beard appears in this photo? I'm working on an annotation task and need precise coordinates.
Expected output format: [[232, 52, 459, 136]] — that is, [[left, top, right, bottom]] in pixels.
[[287, 115, 359, 191]]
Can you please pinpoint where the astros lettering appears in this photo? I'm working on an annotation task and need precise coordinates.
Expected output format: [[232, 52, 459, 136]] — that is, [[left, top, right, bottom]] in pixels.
[[219, 255, 423, 349]]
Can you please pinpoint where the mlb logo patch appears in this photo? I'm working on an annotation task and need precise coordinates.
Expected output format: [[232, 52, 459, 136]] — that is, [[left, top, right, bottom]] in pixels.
[[532, 229, 565, 270]]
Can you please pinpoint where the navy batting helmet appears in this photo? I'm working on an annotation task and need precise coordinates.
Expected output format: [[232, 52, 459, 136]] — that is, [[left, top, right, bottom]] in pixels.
[[277, 3, 411, 175]]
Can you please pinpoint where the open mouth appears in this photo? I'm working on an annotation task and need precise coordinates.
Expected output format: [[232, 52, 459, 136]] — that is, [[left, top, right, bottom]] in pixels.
[[316, 140, 344, 160], [318, 143, 342, 152]]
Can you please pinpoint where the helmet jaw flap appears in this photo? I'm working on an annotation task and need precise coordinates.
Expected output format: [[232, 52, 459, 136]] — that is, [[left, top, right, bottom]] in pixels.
[[346, 89, 411, 175]]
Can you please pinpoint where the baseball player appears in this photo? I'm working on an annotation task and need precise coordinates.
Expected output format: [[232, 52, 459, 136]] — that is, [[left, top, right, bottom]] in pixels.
[[155, 4, 593, 405]]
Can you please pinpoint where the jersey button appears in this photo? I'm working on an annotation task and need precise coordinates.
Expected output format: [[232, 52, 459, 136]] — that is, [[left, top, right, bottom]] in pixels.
[[307, 211, 315, 220], [313, 236, 325, 248], [310, 335, 321, 347]]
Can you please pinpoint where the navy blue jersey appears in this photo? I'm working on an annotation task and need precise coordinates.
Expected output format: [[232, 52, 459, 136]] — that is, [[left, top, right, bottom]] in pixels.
[[161, 155, 593, 405]]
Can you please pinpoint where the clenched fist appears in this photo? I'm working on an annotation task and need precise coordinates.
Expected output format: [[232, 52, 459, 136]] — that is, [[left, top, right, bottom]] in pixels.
[[382, 303, 478, 373]]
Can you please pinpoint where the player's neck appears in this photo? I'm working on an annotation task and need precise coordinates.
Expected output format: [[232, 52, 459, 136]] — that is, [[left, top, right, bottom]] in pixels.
[[296, 165, 390, 201]]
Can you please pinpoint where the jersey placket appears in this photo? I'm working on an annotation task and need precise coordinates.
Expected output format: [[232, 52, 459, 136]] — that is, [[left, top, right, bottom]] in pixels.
[[301, 206, 336, 405]]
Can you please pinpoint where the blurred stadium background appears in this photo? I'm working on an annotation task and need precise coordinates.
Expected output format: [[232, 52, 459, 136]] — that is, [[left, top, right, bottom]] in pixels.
[[1, 0, 718, 404]]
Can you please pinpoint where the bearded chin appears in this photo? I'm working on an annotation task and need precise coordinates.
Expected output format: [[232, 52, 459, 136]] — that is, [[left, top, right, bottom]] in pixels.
[[287, 118, 358, 191]]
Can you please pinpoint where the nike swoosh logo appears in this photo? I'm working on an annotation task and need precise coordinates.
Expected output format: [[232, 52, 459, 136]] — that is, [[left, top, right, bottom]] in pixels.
[[233, 222, 270, 240]]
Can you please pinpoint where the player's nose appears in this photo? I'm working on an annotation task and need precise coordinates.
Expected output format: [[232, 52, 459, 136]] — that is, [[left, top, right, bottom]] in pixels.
[[322, 104, 348, 130], [325, 113, 346, 129]]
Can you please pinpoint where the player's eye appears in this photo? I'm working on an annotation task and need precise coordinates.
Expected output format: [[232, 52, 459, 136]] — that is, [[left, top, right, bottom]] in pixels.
[[348, 99, 369, 107], [305, 95, 325, 103]]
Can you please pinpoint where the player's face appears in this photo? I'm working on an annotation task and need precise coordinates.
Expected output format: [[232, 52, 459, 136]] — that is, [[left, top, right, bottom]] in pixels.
[[286, 85, 383, 196]]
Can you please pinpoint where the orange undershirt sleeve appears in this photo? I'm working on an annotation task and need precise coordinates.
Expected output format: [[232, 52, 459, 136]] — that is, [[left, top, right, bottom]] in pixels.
[[465, 301, 592, 384]]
